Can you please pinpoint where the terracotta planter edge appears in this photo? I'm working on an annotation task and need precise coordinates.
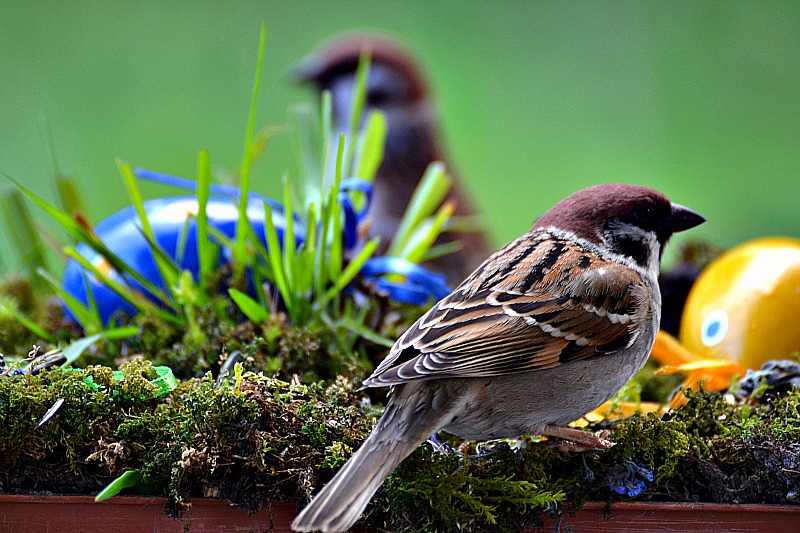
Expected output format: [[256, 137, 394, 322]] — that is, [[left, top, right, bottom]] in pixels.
[[1, 494, 798, 532]]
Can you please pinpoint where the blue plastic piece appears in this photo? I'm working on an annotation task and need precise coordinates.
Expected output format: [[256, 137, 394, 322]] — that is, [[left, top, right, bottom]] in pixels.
[[606, 458, 653, 498], [61, 195, 301, 323], [360, 256, 451, 305]]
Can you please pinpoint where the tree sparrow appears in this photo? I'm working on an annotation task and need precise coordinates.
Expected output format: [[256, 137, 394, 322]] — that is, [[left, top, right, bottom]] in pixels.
[[291, 183, 704, 532], [295, 33, 492, 285]]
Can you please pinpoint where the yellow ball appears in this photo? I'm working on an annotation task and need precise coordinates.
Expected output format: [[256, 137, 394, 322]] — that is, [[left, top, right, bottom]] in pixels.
[[679, 237, 800, 370]]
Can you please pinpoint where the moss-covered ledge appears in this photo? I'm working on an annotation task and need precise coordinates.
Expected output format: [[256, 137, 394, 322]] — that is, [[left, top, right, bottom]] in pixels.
[[1, 358, 798, 532]]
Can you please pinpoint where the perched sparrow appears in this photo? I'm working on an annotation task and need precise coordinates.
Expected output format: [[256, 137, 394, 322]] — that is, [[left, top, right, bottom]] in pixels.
[[292, 183, 704, 532], [295, 33, 492, 285]]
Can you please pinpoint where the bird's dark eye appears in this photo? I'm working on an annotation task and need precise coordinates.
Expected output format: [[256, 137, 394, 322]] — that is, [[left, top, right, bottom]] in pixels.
[[638, 205, 655, 220], [362, 63, 414, 107], [367, 88, 392, 106], [630, 203, 658, 228]]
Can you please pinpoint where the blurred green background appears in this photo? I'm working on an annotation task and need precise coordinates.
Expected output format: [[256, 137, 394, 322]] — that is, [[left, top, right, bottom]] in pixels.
[[1, 0, 798, 277]]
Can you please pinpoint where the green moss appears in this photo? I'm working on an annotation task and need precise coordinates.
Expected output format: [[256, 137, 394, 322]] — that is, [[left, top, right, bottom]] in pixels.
[[367, 385, 798, 531], [1, 354, 799, 530], [0, 364, 376, 512], [609, 414, 691, 481], [320, 441, 352, 470], [769, 391, 800, 441], [377, 443, 564, 532], [1, 274, 798, 529]]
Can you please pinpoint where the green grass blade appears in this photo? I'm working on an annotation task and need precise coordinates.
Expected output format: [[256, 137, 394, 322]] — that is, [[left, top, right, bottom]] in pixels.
[[3, 172, 86, 237], [245, 124, 283, 173], [196, 150, 215, 288], [37, 268, 102, 333], [328, 201, 343, 281], [387, 162, 451, 257], [11, 311, 54, 342], [313, 202, 327, 298], [353, 110, 387, 183], [54, 176, 84, 217], [422, 241, 463, 262], [234, 20, 266, 266], [94, 470, 142, 502], [132, 227, 182, 296], [61, 326, 138, 367], [209, 221, 270, 290], [262, 201, 293, 318], [1, 188, 48, 275], [320, 90, 332, 166], [3, 172, 171, 302], [320, 237, 379, 305], [40, 114, 85, 215], [244, 220, 271, 267], [0, 297, 55, 342], [327, 134, 346, 281], [396, 202, 455, 263], [292, 103, 321, 189], [293, 202, 316, 298], [314, 134, 341, 296], [228, 288, 268, 323], [442, 214, 485, 234], [206, 225, 235, 252], [118, 160, 154, 239], [118, 161, 179, 292], [281, 174, 296, 291], [344, 52, 371, 178], [249, 264, 268, 309], [337, 315, 394, 348], [80, 269, 103, 325], [175, 217, 191, 266], [63, 247, 182, 327]]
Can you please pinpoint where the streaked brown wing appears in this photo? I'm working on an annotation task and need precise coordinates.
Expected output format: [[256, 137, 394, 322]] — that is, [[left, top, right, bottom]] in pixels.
[[363, 232, 650, 387]]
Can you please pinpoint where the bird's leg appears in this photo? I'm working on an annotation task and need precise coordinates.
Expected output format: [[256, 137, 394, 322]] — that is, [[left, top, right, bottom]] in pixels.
[[541, 424, 615, 453], [580, 453, 596, 482]]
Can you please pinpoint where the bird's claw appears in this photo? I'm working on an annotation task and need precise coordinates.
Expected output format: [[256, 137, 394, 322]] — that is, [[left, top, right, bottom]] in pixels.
[[544, 426, 616, 452]]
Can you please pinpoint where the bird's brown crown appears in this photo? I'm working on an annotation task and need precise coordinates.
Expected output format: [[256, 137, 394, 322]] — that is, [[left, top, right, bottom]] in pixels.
[[535, 184, 693, 246], [295, 33, 429, 101]]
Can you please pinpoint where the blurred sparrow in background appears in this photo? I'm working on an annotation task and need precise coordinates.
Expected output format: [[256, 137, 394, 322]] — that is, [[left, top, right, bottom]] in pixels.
[[295, 33, 492, 285]]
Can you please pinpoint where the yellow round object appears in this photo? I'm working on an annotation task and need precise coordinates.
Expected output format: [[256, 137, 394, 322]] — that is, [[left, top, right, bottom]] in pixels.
[[679, 236, 800, 370]]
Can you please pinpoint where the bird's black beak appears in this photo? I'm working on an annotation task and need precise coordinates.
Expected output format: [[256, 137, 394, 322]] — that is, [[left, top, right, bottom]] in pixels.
[[667, 203, 706, 233]]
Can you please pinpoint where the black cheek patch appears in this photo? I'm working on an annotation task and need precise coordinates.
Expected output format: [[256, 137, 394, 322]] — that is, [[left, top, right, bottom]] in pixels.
[[611, 235, 650, 268]]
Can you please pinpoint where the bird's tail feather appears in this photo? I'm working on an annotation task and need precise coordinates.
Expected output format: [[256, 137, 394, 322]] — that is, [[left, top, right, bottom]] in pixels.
[[291, 392, 441, 532]]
